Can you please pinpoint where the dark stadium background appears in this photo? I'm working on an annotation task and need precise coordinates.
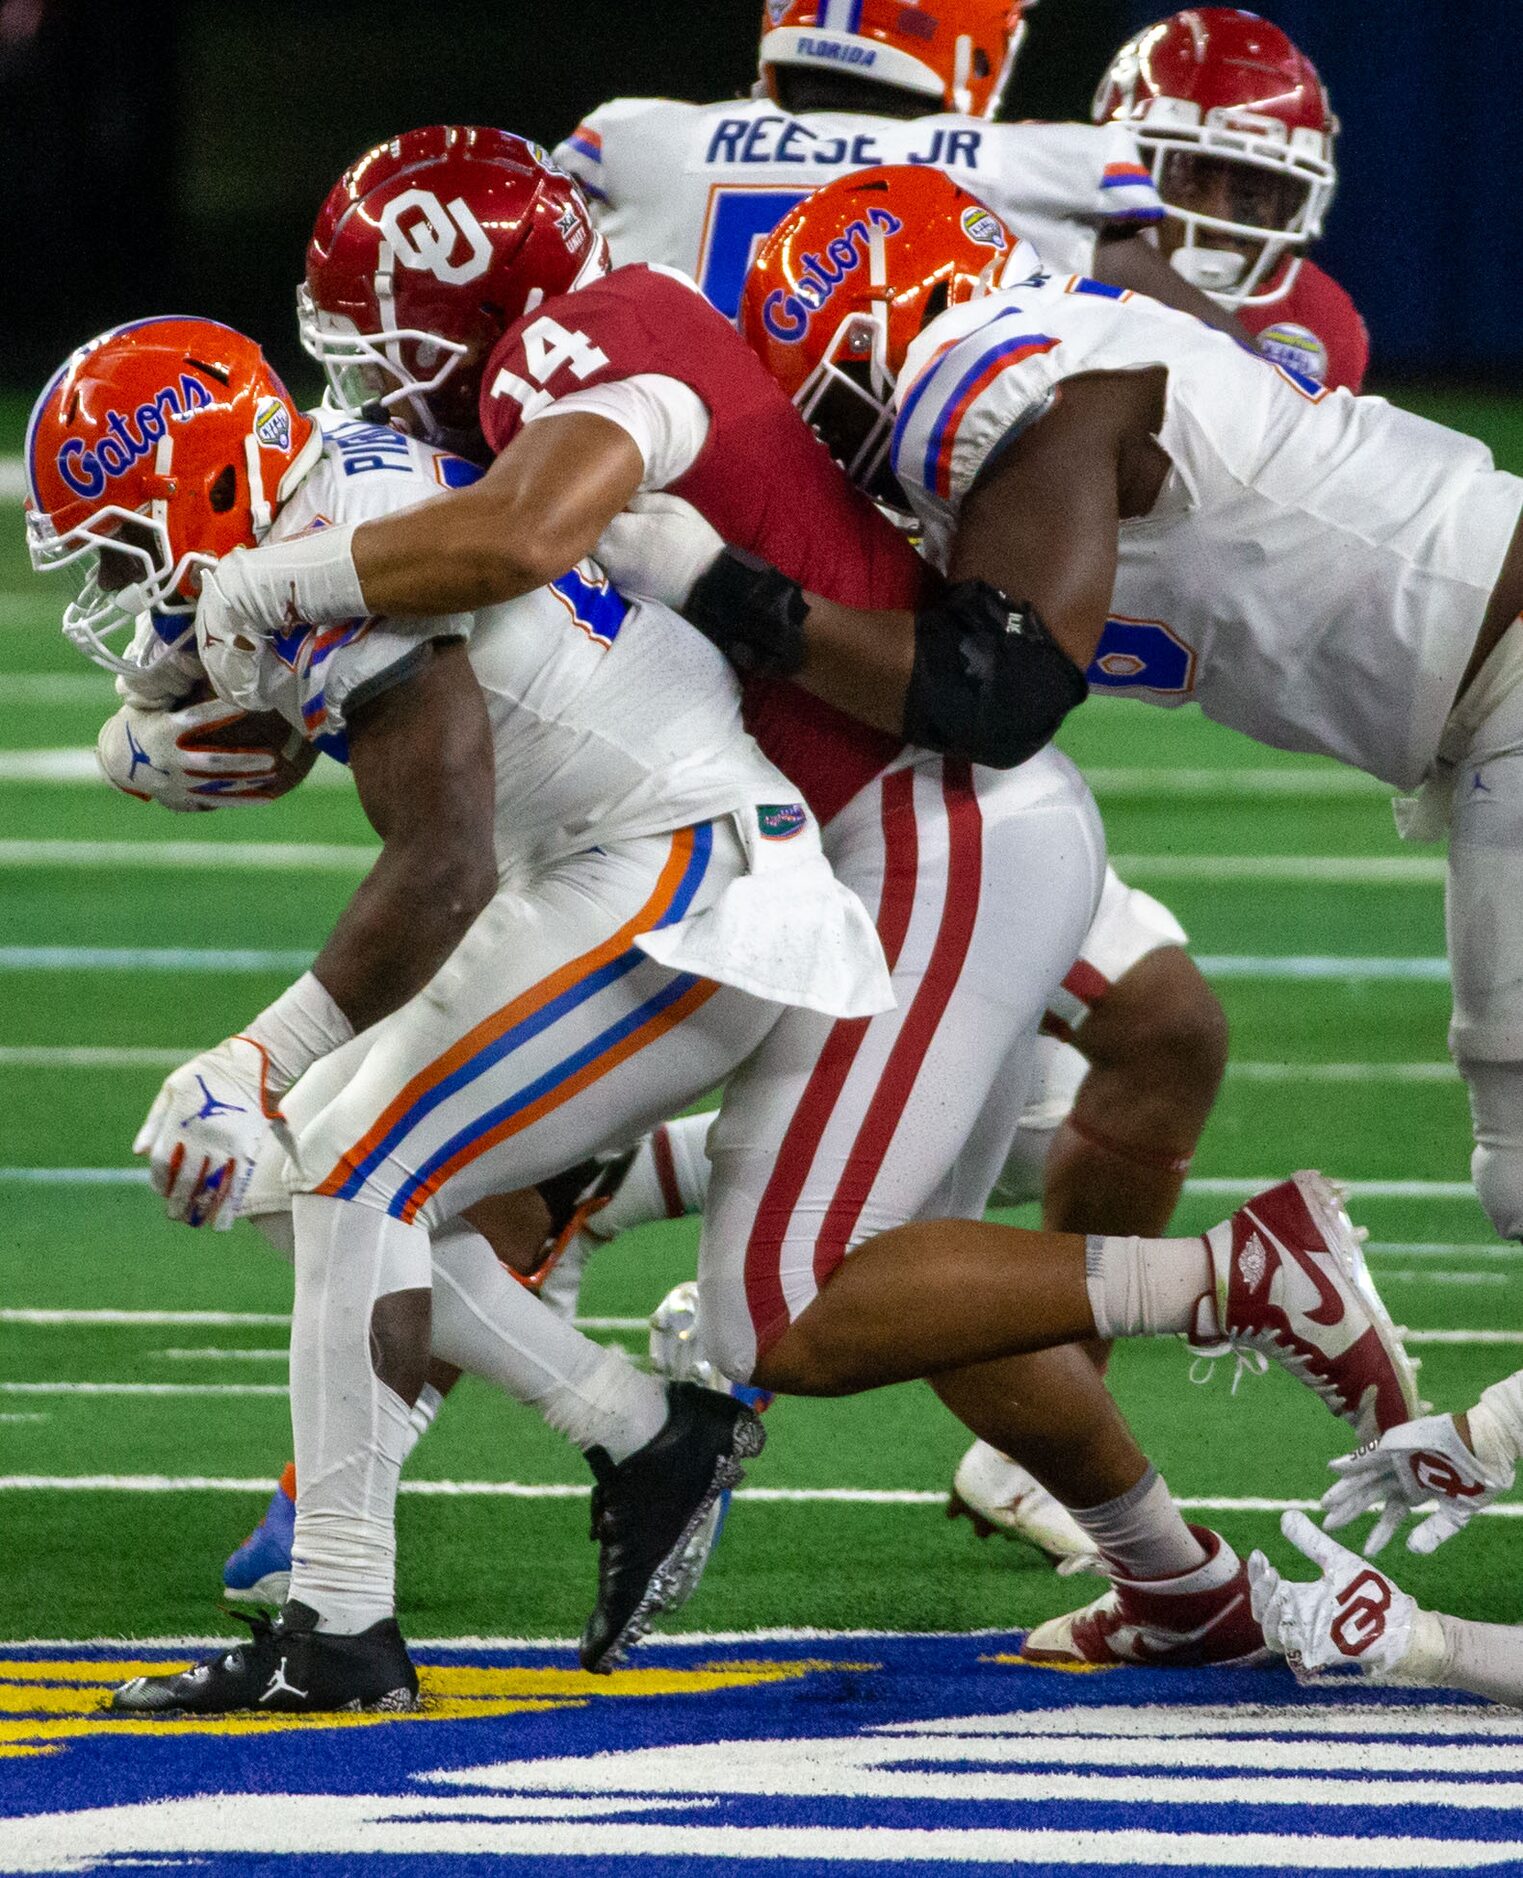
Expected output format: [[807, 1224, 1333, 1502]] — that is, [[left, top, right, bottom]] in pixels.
[[0, 0, 1516, 394]]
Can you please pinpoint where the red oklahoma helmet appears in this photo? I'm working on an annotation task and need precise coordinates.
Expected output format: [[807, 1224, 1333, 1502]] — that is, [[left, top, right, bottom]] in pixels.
[[740, 165, 1033, 502], [1094, 9, 1337, 307], [759, 0, 1028, 119], [25, 316, 316, 675], [300, 125, 608, 444]]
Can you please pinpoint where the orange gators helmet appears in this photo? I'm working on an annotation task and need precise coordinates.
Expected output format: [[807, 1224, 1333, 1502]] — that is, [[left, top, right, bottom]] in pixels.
[[739, 164, 1032, 502], [25, 317, 317, 675], [1093, 8, 1337, 307], [759, 0, 1028, 119], [301, 125, 608, 446]]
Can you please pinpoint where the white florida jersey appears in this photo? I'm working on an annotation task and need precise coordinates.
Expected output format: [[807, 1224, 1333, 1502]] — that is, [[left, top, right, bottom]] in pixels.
[[203, 413, 805, 866], [199, 413, 890, 1018], [893, 277, 1523, 791], [554, 97, 1162, 320]]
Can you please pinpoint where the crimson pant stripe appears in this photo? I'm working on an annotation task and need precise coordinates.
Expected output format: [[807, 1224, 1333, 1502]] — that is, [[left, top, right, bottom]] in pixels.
[[651, 1124, 685, 1220], [742, 768, 920, 1354], [811, 758, 983, 1288]]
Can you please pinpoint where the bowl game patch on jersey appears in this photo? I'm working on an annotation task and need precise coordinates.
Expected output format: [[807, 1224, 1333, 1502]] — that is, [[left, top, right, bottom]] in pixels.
[[5, 1631, 1521, 1872], [1255, 320, 1331, 387]]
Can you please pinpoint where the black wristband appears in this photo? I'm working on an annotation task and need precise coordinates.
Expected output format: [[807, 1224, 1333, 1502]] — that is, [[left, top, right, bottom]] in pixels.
[[683, 547, 809, 679]]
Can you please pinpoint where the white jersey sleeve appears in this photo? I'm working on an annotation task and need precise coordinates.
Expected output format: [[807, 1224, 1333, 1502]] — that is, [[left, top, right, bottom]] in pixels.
[[890, 288, 1076, 564], [525, 373, 711, 490], [890, 279, 1523, 790]]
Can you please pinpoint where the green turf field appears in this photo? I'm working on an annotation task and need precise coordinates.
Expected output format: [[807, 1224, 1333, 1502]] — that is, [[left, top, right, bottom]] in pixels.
[[3, 390, 1522, 1654]]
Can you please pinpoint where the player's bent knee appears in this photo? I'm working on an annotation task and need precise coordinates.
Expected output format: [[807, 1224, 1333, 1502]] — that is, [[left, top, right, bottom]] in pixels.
[[369, 1287, 433, 1406], [1084, 947, 1228, 1093], [1473, 1144, 1523, 1241]]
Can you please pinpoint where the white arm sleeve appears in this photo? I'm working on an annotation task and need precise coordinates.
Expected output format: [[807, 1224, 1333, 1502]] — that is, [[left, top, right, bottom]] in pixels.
[[524, 374, 711, 491], [1466, 1364, 1523, 1473], [1423, 1612, 1523, 1707]]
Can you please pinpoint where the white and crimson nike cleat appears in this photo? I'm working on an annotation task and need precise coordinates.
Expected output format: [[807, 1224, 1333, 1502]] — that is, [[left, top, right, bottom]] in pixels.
[[947, 1442, 1103, 1575], [1021, 1525, 1269, 1668], [1197, 1171, 1420, 1443]]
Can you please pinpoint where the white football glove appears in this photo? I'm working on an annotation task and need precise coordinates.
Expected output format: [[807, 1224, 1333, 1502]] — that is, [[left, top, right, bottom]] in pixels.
[[97, 699, 300, 812], [1248, 1510, 1418, 1680], [593, 493, 724, 609], [133, 1037, 279, 1230], [111, 613, 205, 711], [1321, 1410, 1513, 1556]]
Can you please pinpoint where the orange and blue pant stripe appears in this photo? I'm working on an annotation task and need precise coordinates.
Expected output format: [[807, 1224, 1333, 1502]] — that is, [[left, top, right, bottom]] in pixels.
[[315, 823, 716, 1223]]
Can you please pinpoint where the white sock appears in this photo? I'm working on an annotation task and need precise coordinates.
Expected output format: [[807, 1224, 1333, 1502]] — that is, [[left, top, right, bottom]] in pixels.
[[1069, 1466, 1207, 1579], [287, 1194, 431, 1635], [401, 1381, 444, 1463], [1085, 1232, 1210, 1339], [430, 1223, 667, 1463], [595, 1115, 713, 1238], [540, 1347, 670, 1462], [1468, 1367, 1523, 1475]]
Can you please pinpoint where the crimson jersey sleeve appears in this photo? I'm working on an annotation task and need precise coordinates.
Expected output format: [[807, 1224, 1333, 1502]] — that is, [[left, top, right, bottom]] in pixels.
[[1238, 259, 1371, 393], [479, 265, 928, 824]]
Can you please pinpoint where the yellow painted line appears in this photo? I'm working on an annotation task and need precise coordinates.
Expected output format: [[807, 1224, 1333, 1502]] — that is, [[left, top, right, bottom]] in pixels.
[[0, 1656, 869, 1749]]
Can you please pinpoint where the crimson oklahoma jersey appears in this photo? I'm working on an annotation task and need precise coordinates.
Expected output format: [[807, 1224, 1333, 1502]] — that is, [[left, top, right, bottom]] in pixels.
[[1237, 258, 1370, 394], [478, 264, 927, 825]]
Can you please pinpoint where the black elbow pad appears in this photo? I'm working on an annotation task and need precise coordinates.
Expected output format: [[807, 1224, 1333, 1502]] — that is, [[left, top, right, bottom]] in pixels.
[[902, 580, 1088, 768]]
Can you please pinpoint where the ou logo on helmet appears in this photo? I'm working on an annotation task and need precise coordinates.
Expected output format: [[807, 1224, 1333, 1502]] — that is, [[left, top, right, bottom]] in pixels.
[[378, 189, 493, 285]]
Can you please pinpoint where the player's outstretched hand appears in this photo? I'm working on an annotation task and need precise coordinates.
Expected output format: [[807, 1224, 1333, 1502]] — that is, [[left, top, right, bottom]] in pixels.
[[1321, 1412, 1513, 1556], [1248, 1510, 1417, 1679], [594, 493, 725, 608], [97, 699, 301, 811], [133, 1038, 279, 1230]]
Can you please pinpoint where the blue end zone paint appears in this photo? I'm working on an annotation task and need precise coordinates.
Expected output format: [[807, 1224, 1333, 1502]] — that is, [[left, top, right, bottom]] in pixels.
[[5, 1632, 1523, 1873]]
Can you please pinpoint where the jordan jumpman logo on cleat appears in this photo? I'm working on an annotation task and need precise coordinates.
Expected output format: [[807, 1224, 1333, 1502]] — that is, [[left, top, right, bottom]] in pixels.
[[259, 1655, 308, 1705]]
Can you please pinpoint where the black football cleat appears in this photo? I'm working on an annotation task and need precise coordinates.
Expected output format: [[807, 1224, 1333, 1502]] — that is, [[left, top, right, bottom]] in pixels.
[[580, 1380, 765, 1674], [110, 1601, 419, 1714]]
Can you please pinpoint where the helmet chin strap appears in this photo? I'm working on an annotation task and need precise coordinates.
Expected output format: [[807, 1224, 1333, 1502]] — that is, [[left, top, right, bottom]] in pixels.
[[244, 432, 273, 540]]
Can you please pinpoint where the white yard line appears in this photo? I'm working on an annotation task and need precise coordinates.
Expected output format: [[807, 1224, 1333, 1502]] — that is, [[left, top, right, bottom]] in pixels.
[[1186, 1177, 1478, 1200], [1198, 955, 1449, 980], [0, 1477, 1519, 1524], [1381, 1271, 1509, 1286], [0, 1168, 1484, 1200], [0, 838, 375, 870], [0, 673, 115, 705], [1367, 1241, 1523, 1260], [0, 1045, 195, 1069], [0, 945, 1454, 979], [0, 1044, 1462, 1080], [1225, 1061, 1457, 1082], [1086, 767, 1387, 799], [0, 750, 1383, 798], [0, 1307, 648, 1331], [0, 945, 316, 972], [0, 1382, 288, 1398], [0, 748, 349, 786], [0, 839, 1445, 880], [1113, 854, 1447, 885]]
